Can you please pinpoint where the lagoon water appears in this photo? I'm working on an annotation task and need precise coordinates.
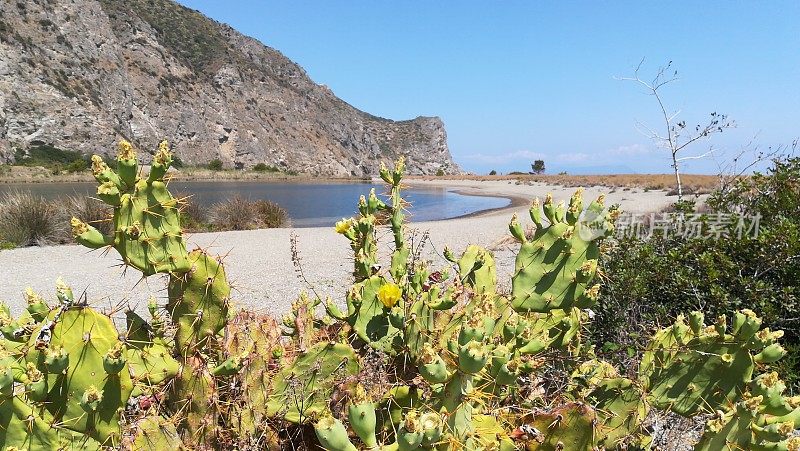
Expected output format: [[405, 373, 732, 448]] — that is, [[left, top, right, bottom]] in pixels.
[[0, 181, 510, 227]]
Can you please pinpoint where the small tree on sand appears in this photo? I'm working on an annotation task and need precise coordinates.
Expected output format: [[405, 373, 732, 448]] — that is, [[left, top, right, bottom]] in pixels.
[[618, 59, 735, 202], [531, 159, 545, 174]]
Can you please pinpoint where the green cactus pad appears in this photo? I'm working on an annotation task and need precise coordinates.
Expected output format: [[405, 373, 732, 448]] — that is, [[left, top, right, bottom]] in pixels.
[[511, 191, 614, 313], [314, 416, 358, 451], [25, 306, 133, 445], [470, 415, 516, 451], [266, 342, 359, 423], [523, 402, 598, 451], [167, 355, 217, 441], [457, 245, 497, 295], [640, 311, 777, 416], [695, 389, 800, 451], [130, 415, 182, 451], [126, 338, 180, 387], [585, 377, 649, 448], [167, 250, 230, 353], [0, 396, 103, 450]]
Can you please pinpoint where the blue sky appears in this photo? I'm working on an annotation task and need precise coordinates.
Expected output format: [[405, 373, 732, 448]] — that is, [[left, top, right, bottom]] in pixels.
[[179, 1, 799, 174]]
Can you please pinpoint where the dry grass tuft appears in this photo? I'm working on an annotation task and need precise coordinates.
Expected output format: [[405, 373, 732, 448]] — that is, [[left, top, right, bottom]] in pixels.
[[0, 191, 67, 246], [209, 196, 288, 231]]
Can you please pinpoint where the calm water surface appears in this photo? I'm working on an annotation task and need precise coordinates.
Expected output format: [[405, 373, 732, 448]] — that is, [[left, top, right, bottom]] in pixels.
[[0, 181, 510, 227]]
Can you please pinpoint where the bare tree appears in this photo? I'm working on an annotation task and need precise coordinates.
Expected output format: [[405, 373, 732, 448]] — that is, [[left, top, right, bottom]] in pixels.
[[617, 59, 735, 201]]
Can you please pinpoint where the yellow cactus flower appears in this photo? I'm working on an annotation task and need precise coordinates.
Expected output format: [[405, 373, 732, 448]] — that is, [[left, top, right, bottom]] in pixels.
[[377, 283, 402, 308], [334, 218, 351, 234]]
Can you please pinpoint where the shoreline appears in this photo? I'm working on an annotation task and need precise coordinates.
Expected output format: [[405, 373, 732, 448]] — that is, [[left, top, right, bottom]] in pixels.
[[0, 179, 688, 319]]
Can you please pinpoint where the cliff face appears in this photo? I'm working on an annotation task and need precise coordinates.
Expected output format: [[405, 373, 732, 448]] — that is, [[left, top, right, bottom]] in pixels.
[[0, 0, 459, 175]]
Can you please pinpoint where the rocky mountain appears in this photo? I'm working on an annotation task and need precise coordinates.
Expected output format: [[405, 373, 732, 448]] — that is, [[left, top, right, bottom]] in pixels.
[[0, 0, 459, 176]]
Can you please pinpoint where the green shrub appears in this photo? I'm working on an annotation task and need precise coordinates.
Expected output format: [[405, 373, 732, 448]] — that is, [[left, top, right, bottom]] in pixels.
[[489, 169, 497, 175], [65, 158, 88, 173], [252, 162, 282, 173], [436, 168, 445, 176], [592, 156, 800, 388], [13, 144, 86, 167], [207, 158, 223, 171]]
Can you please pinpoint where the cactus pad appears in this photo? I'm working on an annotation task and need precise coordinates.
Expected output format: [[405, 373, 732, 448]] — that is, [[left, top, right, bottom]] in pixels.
[[266, 342, 359, 423]]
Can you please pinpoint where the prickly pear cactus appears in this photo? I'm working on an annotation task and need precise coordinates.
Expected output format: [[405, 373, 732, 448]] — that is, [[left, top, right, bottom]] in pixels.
[[223, 311, 283, 445], [168, 355, 218, 441], [695, 373, 800, 450], [128, 415, 182, 450], [72, 140, 190, 276], [571, 360, 650, 448], [167, 249, 231, 353], [266, 341, 360, 423], [24, 302, 134, 446], [511, 189, 616, 312], [336, 188, 386, 282], [345, 276, 403, 353], [522, 402, 599, 450], [453, 244, 497, 295], [640, 310, 785, 416]]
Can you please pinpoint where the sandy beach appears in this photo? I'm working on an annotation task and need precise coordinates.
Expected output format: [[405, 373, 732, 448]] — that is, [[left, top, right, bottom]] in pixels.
[[0, 179, 686, 317]]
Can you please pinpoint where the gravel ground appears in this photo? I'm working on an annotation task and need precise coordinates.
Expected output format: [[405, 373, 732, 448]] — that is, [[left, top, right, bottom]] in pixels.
[[0, 180, 686, 317]]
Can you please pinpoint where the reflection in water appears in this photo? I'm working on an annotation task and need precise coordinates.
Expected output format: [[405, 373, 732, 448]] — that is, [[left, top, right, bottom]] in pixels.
[[0, 181, 509, 227]]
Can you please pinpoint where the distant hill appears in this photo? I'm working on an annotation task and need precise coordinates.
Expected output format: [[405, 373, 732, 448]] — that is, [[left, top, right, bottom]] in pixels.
[[0, 0, 459, 176]]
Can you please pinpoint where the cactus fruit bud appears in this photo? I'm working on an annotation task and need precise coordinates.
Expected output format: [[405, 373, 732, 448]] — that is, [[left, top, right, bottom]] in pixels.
[[55, 277, 73, 304], [755, 343, 787, 364], [714, 315, 727, 336], [689, 311, 704, 335], [154, 140, 172, 166], [420, 412, 444, 446], [419, 344, 449, 384], [117, 140, 135, 160], [458, 323, 486, 346], [96, 180, 121, 205], [584, 284, 600, 302], [314, 416, 357, 451], [103, 342, 126, 375], [347, 401, 378, 448], [509, 214, 526, 243], [458, 341, 489, 374], [377, 283, 402, 309], [25, 363, 47, 402], [71, 217, 107, 249], [398, 411, 424, 449], [24, 287, 49, 321], [379, 161, 392, 184], [44, 347, 69, 373], [529, 198, 543, 227], [91, 155, 108, 176]]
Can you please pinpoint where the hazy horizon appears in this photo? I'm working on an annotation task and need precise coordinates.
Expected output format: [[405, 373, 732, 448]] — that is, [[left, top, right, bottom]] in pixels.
[[179, 0, 799, 175]]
